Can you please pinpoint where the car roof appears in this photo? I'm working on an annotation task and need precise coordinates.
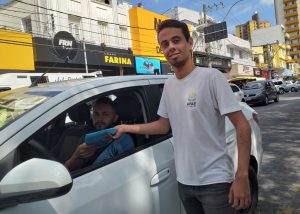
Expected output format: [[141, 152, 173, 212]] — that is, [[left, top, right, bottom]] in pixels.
[[23, 75, 170, 94], [246, 80, 267, 83]]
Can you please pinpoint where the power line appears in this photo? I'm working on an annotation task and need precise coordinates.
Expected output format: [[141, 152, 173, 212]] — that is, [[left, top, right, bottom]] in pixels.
[[0, 12, 159, 46], [222, 0, 244, 22], [12, 0, 158, 31], [0, 5, 161, 39]]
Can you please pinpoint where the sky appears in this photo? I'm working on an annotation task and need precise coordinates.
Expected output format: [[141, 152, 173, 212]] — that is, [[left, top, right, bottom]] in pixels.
[[127, 0, 276, 34], [0, 0, 276, 34]]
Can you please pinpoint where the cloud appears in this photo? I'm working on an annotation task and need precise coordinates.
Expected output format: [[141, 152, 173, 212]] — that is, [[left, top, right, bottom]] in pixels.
[[259, 0, 274, 6]]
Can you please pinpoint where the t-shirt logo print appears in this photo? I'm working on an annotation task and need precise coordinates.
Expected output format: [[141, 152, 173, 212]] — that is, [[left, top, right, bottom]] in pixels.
[[187, 91, 196, 107]]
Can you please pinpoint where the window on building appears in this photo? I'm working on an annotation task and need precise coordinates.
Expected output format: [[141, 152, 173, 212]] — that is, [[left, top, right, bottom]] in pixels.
[[119, 27, 128, 48], [68, 16, 81, 39], [99, 22, 108, 44], [239, 50, 243, 59], [22, 16, 32, 33], [97, 7, 108, 21], [68, 0, 81, 13], [230, 48, 234, 57]]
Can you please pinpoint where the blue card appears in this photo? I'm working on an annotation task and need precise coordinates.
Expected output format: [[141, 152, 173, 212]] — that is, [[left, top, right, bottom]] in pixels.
[[84, 128, 116, 147]]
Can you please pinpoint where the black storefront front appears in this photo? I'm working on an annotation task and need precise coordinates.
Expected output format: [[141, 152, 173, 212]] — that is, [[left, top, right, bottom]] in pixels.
[[193, 51, 232, 73], [33, 31, 135, 76]]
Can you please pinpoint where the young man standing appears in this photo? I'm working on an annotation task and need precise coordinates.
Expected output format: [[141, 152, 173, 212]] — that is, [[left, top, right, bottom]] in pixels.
[[113, 19, 251, 214]]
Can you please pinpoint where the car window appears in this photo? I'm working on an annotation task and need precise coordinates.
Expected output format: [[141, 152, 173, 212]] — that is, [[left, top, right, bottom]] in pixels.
[[245, 82, 263, 89], [230, 85, 239, 92], [0, 87, 154, 178], [0, 89, 60, 130]]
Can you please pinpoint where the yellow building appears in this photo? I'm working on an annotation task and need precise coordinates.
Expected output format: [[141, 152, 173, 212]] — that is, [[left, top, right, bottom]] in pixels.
[[252, 43, 296, 77], [236, 12, 270, 41], [129, 7, 170, 61], [0, 30, 34, 71], [274, 0, 300, 63]]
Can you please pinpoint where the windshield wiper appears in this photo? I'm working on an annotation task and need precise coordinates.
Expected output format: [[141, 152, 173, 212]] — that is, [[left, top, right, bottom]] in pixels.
[[30, 72, 47, 87], [30, 61, 61, 87]]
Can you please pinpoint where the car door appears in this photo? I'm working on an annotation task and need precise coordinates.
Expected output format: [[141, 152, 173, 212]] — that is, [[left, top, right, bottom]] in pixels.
[[0, 80, 180, 214]]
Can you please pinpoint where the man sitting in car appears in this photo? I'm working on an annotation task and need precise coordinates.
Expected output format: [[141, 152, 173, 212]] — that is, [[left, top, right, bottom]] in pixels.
[[64, 97, 135, 171]]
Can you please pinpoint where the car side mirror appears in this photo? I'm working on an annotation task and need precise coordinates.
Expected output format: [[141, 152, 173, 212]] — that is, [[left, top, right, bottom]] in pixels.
[[0, 158, 72, 208]]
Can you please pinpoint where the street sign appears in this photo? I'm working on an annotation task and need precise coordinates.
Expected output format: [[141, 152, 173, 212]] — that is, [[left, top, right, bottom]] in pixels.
[[204, 21, 228, 43]]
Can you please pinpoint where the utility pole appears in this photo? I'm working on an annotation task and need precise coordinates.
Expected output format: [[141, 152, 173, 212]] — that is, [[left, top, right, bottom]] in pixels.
[[201, 1, 224, 68], [51, 13, 55, 32], [265, 44, 273, 79]]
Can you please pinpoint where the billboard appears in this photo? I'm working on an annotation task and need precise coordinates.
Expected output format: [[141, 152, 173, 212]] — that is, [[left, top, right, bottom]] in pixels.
[[204, 21, 228, 43], [135, 56, 161, 75]]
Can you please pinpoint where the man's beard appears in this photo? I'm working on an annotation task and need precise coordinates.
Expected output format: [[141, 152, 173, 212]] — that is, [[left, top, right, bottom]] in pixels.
[[170, 59, 186, 68]]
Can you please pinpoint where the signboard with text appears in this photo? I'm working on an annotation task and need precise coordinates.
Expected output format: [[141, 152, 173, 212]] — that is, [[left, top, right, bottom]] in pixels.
[[204, 21, 228, 43], [135, 56, 161, 74]]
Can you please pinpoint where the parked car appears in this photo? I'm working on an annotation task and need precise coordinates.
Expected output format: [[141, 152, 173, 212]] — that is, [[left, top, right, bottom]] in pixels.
[[272, 80, 288, 94], [0, 76, 263, 214], [243, 80, 279, 105], [293, 80, 300, 91], [230, 83, 245, 102]]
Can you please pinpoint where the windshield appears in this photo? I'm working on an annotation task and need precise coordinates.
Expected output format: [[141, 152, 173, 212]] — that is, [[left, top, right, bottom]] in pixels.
[[244, 82, 264, 90], [0, 89, 59, 130]]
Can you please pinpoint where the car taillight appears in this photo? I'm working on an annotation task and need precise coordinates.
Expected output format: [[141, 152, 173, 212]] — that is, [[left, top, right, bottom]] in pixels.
[[252, 112, 259, 124]]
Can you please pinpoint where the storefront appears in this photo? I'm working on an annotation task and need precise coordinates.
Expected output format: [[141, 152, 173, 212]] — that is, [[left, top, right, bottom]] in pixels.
[[33, 31, 134, 75], [129, 7, 175, 74], [134, 56, 161, 75], [193, 52, 232, 73]]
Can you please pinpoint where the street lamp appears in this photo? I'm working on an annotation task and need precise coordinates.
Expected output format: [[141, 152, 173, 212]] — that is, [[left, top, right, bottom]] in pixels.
[[222, 0, 244, 21]]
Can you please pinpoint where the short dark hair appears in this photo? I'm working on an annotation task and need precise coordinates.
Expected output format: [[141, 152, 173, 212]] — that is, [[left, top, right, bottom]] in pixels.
[[94, 97, 116, 113], [157, 19, 190, 42]]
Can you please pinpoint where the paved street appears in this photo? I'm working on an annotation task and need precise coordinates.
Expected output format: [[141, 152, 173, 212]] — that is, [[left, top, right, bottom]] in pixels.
[[253, 92, 300, 214]]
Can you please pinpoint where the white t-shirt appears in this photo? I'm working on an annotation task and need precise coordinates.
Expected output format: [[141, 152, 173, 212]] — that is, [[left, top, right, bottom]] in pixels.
[[158, 67, 241, 185]]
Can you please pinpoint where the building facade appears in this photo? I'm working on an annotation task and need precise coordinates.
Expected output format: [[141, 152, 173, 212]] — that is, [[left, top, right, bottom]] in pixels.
[[236, 12, 270, 42], [251, 25, 296, 79], [226, 34, 256, 78], [0, 0, 134, 75], [0, 30, 34, 72], [128, 6, 173, 74], [274, 0, 300, 63]]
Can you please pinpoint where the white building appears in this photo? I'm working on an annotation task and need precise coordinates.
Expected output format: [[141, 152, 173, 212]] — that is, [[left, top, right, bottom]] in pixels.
[[226, 34, 256, 78], [0, 0, 132, 49], [163, 6, 255, 76]]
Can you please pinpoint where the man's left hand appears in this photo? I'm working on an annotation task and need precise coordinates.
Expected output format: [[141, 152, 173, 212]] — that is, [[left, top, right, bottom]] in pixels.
[[228, 175, 251, 210]]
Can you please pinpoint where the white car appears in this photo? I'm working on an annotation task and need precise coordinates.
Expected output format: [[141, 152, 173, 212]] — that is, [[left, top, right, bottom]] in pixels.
[[230, 83, 245, 102], [293, 80, 300, 91], [0, 76, 263, 214]]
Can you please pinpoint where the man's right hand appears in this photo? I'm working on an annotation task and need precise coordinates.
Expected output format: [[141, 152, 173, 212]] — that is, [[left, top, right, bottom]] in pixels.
[[73, 143, 97, 159], [65, 143, 97, 170], [112, 124, 127, 139]]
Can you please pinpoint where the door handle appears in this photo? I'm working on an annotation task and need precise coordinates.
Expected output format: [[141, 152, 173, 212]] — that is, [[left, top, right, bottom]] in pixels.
[[150, 168, 171, 186]]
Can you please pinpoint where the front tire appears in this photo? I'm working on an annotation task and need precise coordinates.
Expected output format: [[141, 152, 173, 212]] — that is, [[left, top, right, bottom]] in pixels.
[[291, 87, 295, 92]]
